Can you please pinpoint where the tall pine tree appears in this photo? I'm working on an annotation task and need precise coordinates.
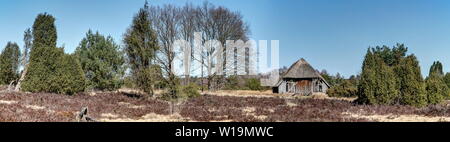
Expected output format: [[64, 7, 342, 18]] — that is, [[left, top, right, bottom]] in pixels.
[[123, 2, 160, 96]]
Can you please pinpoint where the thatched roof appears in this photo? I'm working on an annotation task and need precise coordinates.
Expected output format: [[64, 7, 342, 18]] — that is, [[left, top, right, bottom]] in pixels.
[[282, 58, 329, 86]]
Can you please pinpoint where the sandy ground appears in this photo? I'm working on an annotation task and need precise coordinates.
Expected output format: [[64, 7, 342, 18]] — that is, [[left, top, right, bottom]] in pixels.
[[343, 112, 450, 122], [99, 113, 189, 122]]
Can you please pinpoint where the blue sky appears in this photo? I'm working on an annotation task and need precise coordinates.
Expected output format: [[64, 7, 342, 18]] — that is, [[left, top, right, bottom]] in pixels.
[[1, 0, 450, 77]]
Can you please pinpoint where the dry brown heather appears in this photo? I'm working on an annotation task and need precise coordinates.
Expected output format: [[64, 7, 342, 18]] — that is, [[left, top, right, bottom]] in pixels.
[[1, 89, 450, 122]]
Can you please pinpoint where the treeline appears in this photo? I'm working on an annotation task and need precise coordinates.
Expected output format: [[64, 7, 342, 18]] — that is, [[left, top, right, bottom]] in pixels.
[[322, 72, 358, 98], [326, 44, 450, 107], [0, 1, 250, 100]]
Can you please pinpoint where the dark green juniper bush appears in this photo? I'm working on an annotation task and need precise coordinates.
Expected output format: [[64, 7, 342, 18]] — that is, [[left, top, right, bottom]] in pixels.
[[21, 13, 86, 95], [0, 42, 21, 86], [357, 44, 429, 107]]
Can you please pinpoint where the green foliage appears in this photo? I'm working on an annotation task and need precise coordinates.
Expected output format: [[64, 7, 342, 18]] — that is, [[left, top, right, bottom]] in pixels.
[[370, 58, 399, 105], [357, 44, 448, 106], [223, 76, 265, 91], [357, 49, 394, 104], [370, 44, 407, 66], [0, 42, 21, 85], [320, 70, 344, 86], [22, 13, 86, 95], [443, 73, 450, 89], [52, 54, 87, 95], [134, 65, 163, 96], [224, 75, 239, 90], [429, 61, 444, 77], [75, 30, 125, 91], [123, 75, 136, 89], [123, 3, 160, 95], [327, 80, 357, 98], [179, 83, 201, 99], [358, 44, 414, 105], [245, 78, 263, 91], [425, 73, 448, 105], [396, 55, 427, 107], [123, 2, 159, 74], [31, 13, 57, 50]]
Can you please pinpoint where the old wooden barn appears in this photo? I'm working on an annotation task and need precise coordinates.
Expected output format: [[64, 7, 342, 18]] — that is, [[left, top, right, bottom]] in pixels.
[[272, 58, 330, 95]]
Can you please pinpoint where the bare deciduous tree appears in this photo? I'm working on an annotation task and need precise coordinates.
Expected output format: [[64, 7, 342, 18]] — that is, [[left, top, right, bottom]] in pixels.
[[146, 2, 251, 95], [193, 2, 250, 90], [179, 3, 198, 85], [149, 5, 181, 98], [15, 28, 33, 91]]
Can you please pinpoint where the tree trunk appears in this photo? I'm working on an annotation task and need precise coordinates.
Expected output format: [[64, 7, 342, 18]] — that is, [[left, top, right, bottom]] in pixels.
[[15, 64, 28, 92]]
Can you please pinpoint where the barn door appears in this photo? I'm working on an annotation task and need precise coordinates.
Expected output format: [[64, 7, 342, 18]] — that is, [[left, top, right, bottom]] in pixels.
[[296, 80, 311, 95]]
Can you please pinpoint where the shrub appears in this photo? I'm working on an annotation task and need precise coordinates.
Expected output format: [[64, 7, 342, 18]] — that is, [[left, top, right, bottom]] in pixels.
[[426, 74, 448, 105], [327, 80, 357, 97], [75, 30, 125, 91], [245, 78, 263, 91], [134, 65, 163, 96], [123, 76, 136, 89], [224, 75, 239, 90], [179, 83, 201, 98], [52, 54, 86, 95], [0, 42, 21, 85], [22, 13, 86, 95]]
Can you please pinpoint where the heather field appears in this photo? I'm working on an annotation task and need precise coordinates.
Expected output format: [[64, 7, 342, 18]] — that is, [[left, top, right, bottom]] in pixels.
[[1, 89, 450, 122]]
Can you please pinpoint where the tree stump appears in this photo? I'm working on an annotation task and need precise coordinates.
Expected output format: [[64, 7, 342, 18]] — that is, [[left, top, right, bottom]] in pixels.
[[76, 107, 96, 122]]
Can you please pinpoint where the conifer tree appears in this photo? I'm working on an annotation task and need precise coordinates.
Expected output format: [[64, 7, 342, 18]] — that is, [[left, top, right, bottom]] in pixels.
[[123, 2, 160, 95], [22, 13, 59, 92], [373, 57, 399, 105], [0, 42, 21, 85], [396, 55, 427, 106], [426, 61, 449, 104], [75, 30, 125, 91], [429, 61, 444, 77], [22, 13, 86, 95], [357, 44, 430, 106], [357, 49, 378, 104], [443, 73, 450, 89], [426, 73, 448, 104]]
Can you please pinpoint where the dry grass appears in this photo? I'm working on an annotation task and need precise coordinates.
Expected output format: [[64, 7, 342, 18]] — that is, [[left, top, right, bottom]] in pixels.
[[343, 112, 450, 122], [203, 90, 286, 98], [99, 113, 188, 122]]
